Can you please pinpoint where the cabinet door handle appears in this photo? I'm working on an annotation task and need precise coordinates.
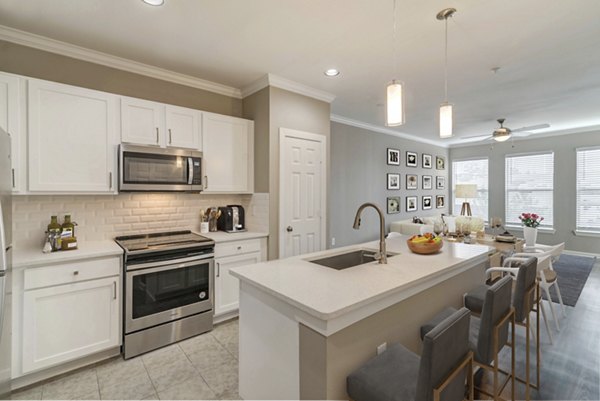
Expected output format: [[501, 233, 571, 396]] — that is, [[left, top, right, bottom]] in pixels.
[[156, 127, 159, 143], [109, 172, 113, 189], [168, 128, 172, 144], [11, 168, 15, 189], [113, 281, 117, 300], [73, 270, 79, 276], [204, 175, 208, 189], [216, 262, 220, 278], [237, 246, 242, 250]]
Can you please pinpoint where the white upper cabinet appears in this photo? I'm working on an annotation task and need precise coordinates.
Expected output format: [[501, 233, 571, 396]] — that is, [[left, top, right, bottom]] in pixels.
[[121, 97, 164, 147], [202, 112, 254, 193], [0, 72, 25, 193], [121, 97, 201, 150], [165, 105, 201, 149], [28, 79, 118, 193]]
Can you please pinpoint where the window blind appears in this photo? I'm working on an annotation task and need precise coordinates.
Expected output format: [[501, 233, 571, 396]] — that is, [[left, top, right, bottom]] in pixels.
[[576, 148, 600, 233], [452, 158, 489, 221], [505, 152, 554, 227]]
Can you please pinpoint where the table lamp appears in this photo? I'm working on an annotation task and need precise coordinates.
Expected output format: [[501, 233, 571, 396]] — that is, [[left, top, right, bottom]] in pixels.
[[455, 184, 477, 216]]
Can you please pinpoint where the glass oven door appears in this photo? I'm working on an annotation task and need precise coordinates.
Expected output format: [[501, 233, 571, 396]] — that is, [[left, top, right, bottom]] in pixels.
[[125, 257, 213, 333]]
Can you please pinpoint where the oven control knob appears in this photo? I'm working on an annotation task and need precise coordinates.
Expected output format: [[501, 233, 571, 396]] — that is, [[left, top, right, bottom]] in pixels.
[[199, 291, 207, 299]]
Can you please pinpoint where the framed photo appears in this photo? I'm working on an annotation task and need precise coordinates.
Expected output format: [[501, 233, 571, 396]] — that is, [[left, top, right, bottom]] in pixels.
[[406, 151, 418, 167], [436, 176, 445, 190], [406, 174, 418, 190], [387, 197, 401, 214], [387, 173, 400, 190], [436, 195, 445, 209], [387, 148, 400, 165], [422, 196, 432, 210], [406, 196, 418, 212], [422, 154, 433, 169], [436, 156, 445, 170], [422, 175, 433, 190]]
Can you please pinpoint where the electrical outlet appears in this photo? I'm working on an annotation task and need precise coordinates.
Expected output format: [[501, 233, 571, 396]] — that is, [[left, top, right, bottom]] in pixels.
[[331, 237, 336, 247], [376, 342, 387, 355]]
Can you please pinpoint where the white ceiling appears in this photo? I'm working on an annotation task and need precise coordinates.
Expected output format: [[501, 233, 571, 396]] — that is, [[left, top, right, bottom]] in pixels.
[[1, 0, 600, 145]]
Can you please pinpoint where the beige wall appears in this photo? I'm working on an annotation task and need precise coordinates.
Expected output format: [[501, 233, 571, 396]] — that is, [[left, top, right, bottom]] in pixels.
[[0, 40, 242, 116], [268, 87, 331, 260], [242, 87, 270, 193]]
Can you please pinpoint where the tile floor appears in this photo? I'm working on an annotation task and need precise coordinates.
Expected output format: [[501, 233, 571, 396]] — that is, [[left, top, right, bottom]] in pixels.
[[10, 319, 240, 400]]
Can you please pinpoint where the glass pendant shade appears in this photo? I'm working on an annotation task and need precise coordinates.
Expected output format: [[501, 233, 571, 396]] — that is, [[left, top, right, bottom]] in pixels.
[[386, 80, 404, 126], [494, 133, 511, 142], [439, 102, 453, 138]]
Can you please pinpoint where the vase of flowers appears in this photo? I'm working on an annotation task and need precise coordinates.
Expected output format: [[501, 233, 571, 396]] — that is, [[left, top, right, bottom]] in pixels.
[[519, 213, 544, 246]]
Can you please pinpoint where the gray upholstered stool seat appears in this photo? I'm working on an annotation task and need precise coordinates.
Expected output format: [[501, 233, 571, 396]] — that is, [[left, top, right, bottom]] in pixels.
[[347, 342, 420, 401], [348, 307, 472, 401]]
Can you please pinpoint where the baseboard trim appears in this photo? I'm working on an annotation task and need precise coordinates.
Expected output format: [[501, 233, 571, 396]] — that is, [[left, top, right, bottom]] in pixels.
[[213, 310, 239, 325], [563, 249, 600, 259]]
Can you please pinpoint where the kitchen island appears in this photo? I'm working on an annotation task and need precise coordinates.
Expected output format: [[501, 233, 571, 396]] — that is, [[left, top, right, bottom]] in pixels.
[[230, 235, 492, 400]]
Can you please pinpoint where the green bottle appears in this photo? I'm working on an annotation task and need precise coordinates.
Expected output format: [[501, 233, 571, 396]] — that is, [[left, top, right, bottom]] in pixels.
[[61, 214, 75, 238], [47, 215, 61, 233]]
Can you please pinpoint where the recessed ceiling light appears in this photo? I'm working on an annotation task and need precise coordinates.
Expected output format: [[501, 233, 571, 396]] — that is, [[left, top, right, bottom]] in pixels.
[[324, 69, 340, 77], [142, 0, 164, 6]]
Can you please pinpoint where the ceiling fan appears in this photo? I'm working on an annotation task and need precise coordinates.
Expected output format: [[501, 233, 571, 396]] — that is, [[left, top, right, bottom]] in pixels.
[[460, 119, 550, 143]]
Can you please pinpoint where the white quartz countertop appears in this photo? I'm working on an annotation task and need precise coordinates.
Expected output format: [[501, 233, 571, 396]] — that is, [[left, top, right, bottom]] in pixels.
[[196, 231, 268, 243], [230, 235, 492, 321], [12, 240, 124, 269]]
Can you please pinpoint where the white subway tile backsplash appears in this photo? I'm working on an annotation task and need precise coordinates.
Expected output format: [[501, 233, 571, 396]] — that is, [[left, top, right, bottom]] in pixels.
[[12, 193, 270, 249]]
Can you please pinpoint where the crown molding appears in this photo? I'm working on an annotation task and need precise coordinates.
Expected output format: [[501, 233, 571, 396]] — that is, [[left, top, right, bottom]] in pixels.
[[242, 73, 336, 103], [330, 114, 449, 148], [0, 24, 242, 99], [447, 124, 600, 148]]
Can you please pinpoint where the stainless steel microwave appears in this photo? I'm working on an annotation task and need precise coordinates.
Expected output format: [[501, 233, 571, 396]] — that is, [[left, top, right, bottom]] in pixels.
[[119, 145, 203, 192]]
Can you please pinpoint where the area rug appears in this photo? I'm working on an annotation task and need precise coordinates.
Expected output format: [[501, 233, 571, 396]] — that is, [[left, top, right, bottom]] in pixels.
[[543, 254, 596, 307]]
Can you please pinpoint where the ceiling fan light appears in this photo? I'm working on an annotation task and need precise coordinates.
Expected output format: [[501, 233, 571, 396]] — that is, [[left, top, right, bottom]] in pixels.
[[439, 102, 453, 138], [386, 80, 404, 126], [494, 132, 511, 142]]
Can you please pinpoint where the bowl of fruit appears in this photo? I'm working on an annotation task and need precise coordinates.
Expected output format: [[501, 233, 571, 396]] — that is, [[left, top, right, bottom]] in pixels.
[[407, 233, 443, 255]]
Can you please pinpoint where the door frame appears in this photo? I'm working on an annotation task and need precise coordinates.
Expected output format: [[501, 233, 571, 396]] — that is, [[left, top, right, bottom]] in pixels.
[[279, 128, 327, 258]]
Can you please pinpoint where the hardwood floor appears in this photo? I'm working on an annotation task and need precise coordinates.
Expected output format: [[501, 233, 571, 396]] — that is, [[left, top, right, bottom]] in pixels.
[[483, 259, 600, 400]]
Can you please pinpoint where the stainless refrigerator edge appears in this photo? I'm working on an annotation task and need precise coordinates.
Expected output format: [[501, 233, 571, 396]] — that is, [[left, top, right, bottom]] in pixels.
[[0, 129, 12, 398]]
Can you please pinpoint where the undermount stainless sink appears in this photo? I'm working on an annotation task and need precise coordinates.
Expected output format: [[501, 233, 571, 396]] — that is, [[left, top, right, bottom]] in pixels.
[[309, 249, 398, 270]]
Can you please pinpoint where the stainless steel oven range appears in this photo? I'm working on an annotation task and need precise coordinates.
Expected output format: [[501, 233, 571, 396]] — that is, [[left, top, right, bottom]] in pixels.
[[115, 231, 215, 359]]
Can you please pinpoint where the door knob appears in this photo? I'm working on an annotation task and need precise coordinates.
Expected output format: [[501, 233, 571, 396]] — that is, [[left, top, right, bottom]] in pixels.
[[286, 226, 293, 232]]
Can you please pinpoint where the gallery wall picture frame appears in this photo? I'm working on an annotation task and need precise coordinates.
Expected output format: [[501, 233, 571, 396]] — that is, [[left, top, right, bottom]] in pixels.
[[436, 156, 445, 170], [422, 196, 433, 210], [387, 197, 401, 214], [436, 195, 445, 209], [406, 174, 418, 190], [387, 148, 400, 165], [387, 173, 400, 190], [406, 196, 418, 212], [422, 175, 433, 190], [423, 154, 433, 169], [436, 176, 445, 190], [406, 151, 418, 167]]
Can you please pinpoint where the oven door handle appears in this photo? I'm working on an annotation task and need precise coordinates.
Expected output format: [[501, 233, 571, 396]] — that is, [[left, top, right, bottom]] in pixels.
[[126, 254, 214, 272]]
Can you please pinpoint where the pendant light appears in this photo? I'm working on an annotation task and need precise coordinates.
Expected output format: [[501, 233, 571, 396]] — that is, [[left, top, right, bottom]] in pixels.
[[437, 8, 456, 138], [386, 0, 404, 126]]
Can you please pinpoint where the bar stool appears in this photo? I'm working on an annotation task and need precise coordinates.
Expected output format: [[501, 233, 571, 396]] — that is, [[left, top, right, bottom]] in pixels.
[[464, 256, 540, 400], [347, 307, 474, 401], [421, 276, 515, 401]]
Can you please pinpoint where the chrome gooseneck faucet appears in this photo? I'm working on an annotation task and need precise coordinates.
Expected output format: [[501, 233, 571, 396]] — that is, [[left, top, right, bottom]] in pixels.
[[353, 203, 387, 264]]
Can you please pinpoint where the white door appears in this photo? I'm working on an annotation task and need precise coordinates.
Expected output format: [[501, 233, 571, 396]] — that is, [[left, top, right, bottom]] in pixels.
[[280, 129, 326, 258], [0, 72, 22, 192], [22, 277, 120, 373], [165, 105, 201, 150], [202, 112, 254, 193], [215, 251, 262, 316], [121, 97, 164, 146], [28, 80, 118, 193]]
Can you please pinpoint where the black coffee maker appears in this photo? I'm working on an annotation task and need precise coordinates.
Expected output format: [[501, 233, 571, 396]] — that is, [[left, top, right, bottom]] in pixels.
[[217, 205, 246, 232]]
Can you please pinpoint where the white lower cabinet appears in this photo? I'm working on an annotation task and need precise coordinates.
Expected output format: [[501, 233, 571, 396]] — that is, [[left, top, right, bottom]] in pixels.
[[214, 238, 266, 317], [19, 258, 121, 374]]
